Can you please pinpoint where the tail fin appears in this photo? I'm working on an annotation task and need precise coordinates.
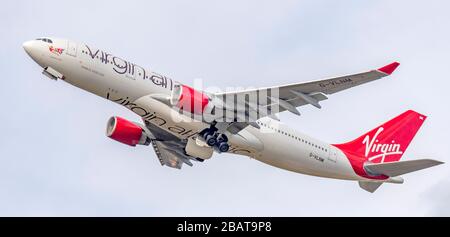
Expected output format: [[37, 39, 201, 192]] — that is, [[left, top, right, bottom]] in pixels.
[[333, 110, 444, 193], [335, 110, 427, 164], [333, 110, 429, 180]]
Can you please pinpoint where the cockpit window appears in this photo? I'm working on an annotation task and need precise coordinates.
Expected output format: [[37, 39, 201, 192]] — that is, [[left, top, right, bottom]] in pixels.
[[36, 38, 53, 43]]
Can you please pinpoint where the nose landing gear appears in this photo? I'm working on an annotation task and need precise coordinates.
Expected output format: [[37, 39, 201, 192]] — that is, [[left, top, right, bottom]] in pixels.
[[200, 126, 230, 153]]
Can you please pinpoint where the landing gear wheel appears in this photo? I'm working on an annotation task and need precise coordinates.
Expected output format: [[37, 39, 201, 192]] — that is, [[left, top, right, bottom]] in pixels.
[[202, 130, 212, 140], [206, 134, 217, 146], [217, 142, 230, 153], [216, 134, 228, 144], [200, 124, 229, 151]]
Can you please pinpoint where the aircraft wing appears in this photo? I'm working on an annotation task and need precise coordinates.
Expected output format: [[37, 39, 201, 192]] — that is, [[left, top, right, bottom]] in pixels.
[[212, 62, 400, 122], [151, 140, 193, 169], [143, 120, 195, 169]]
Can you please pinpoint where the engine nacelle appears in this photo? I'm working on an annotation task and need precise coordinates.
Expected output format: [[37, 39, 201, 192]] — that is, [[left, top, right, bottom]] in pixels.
[[171, 84, 210, 114], [106, 116, 150, 146]]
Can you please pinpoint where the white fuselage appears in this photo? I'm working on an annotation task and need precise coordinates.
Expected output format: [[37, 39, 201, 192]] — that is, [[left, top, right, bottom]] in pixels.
[[24, 38, 363, 181]]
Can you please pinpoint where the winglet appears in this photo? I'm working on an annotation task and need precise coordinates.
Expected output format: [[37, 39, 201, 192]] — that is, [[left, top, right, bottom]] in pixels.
[[377, 62, 400, 75]]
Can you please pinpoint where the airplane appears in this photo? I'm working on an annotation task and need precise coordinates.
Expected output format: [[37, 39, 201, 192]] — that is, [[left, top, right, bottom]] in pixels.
[[23, 37, 443, 193]]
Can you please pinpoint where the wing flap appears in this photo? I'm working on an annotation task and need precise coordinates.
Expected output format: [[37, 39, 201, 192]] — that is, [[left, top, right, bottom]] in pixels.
[[151, 141, 184, 169]]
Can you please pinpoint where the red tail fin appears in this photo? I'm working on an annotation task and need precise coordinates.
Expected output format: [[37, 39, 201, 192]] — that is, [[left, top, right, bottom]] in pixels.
[[334, 110, 427, 178]]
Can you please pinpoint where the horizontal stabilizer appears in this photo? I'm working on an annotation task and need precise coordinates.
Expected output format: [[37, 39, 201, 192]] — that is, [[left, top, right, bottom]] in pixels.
[[358, 181, 383, 193], [364, 159, 444, 177]]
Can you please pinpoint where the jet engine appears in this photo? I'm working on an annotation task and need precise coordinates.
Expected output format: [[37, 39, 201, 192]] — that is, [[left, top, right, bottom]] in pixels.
[[171, 84, 210, 114], [106, 116, 151, 146]]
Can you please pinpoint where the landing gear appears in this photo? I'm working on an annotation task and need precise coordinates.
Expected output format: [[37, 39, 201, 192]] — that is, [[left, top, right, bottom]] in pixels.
[[200, 125, 230, 153], [217, 142, 229, 153], [205, 134, 217, 146], [215, 133, 229, 153]]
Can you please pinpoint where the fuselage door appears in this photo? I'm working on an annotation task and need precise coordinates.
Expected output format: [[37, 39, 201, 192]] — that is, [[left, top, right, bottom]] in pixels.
[[66, 41, 78, 57], [328, 147, 337, 162]]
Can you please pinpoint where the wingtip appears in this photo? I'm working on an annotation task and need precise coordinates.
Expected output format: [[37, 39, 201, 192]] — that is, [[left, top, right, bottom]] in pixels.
[[430, 159, 445, 165], [378, 61, 400, 75]]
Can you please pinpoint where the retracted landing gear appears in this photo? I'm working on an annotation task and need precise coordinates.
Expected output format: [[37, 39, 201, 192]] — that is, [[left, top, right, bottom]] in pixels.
[[200, 124, 230, 153]]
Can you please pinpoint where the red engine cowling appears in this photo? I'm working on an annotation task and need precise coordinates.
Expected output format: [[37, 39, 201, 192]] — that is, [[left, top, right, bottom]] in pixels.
[[106, 116, 149, 146], [174, 84, 209, 114]]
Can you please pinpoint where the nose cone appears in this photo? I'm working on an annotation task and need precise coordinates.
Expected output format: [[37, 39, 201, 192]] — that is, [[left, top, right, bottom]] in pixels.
[[23, 40, 43, 66], [22, 41, 33, 54], [23, 40, 34, 55]]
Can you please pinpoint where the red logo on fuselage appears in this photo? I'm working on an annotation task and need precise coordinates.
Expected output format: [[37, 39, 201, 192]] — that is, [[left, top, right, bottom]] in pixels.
[[49, 45, 64, 55]]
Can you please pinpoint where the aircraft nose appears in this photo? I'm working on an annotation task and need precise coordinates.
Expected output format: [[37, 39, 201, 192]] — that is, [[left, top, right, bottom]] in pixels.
[[23, 40, 34, 54], [23, 40, 43, 66]]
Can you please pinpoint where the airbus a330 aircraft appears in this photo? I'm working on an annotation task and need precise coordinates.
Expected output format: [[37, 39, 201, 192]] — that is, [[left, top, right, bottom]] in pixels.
[[23, 37, 443, 192]]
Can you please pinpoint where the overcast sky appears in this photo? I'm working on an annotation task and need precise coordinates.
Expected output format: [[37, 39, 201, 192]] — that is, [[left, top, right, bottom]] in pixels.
[[1, 0, 449, 216]]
